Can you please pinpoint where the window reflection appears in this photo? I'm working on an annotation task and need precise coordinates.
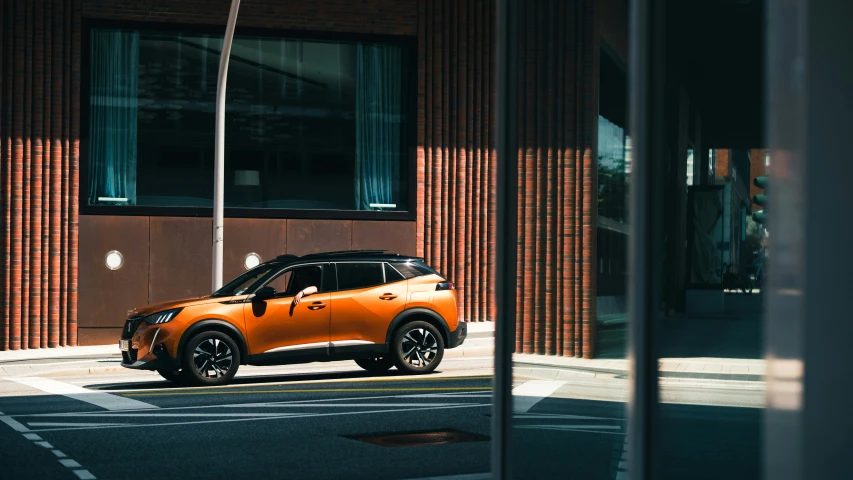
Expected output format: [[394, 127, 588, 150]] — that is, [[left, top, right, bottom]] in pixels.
[[87, 28, 410, 212]]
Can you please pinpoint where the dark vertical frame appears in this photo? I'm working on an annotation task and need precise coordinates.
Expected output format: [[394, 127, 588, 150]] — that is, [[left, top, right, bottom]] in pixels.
[[764, 0, 853, 479], [492, 0, 519, 477], [627, 0, 665, 478]]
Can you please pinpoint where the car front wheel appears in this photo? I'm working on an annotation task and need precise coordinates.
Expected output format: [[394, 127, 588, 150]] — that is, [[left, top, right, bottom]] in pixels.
[[180, 331, 241, 386], [391, 321, 445, 374]]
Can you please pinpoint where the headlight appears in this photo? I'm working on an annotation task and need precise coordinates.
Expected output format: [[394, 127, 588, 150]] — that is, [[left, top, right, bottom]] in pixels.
[[145, 308, 183, 325]]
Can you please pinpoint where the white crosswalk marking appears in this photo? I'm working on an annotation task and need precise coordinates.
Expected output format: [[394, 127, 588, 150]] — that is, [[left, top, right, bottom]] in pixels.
[[512, 380, 566, 413], [0, 410, 97, 478], [5, 377, 157, 411]]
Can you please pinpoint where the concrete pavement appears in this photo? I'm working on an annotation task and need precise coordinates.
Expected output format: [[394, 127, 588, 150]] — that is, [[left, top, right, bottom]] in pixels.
[[0, 321, 766, 386]]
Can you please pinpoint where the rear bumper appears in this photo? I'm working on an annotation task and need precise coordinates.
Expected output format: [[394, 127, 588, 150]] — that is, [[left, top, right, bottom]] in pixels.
[[447, 320, 467, 348]]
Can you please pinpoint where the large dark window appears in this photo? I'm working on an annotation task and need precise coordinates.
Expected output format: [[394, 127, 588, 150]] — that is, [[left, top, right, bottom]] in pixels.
[[86, 27, 411, 213], [335, 263, 385, 290], [596, 48, 630, 348]]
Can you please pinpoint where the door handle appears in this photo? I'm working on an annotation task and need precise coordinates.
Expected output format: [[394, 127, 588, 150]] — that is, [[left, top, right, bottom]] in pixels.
[[379, 293, 398, 300], [307, 301, 326, 310]]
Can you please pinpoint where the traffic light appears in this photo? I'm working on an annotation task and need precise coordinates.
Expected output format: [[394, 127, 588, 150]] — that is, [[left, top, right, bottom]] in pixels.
[[752, 176, 768, 224]]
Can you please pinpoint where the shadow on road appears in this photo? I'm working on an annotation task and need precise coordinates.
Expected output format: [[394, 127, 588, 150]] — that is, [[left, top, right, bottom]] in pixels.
[[83, 368, 446, 391]]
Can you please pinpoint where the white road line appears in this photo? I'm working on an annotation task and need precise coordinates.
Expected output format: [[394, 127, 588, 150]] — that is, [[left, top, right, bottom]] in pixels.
[[512, 380, 566, 413], [5, 377, 157, 411], [514, 413, 622, 421], [28, 423, 132, 428], [214, 402, 468, 409], [513, 425, 625, 436], [21, 390, 490, 416], [514, 424, 621, 430], [0, 410, 96, 478], [615, 435, 629, 480], [32, 412, 302, 418], [28, 403, 489, 433], [0, 413, 30, 432]]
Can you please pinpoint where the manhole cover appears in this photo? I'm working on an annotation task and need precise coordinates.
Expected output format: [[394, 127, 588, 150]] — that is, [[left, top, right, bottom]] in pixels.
[[346, 429, 490, 447]]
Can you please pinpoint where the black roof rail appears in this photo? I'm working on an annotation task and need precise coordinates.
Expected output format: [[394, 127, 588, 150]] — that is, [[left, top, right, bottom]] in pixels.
[[274, 254, 300, 262], [301, 249, 388, 258]]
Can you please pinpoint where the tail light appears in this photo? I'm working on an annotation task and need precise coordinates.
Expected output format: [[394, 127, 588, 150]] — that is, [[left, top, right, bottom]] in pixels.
[[436, 281, 454, 291]]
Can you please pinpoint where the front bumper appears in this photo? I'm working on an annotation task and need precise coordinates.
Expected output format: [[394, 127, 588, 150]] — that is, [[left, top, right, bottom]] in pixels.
[[447, 320, 467, 348], [121, 348, 174, 371], [120, 320, 178, 371]]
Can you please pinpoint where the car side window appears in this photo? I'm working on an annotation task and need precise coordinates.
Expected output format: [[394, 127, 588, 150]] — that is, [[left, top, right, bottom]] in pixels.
[[266, 270, 292, 294], [335, 263, 385, 290], [390, 261, 433, 279], [384, 263, 405, 283], [283, 265, 324, 296], [262, 265, 323, 297]]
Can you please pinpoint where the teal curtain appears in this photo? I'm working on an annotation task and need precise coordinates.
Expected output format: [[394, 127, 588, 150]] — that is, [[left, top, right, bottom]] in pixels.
[[88, 30, 139, 205], [355, 44, 403, 210]]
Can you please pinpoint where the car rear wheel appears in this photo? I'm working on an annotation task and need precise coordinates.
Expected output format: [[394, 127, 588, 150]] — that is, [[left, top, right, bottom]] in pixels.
[[180, 331, 241, 386], [391, 321, 444, 375], [354, 357, 394, 373]]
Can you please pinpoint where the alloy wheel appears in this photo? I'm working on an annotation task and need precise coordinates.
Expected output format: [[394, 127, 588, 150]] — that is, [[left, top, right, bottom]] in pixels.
[[193, 338, 233, 378], [401, 328, 438, 367]]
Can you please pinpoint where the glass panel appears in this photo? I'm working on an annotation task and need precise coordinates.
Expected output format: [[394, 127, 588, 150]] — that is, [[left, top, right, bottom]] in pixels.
[[87, 28, 409, 211], [390, 260, 433, 279], [211, 263, 281, 297], [686, 148, 695, 185], [335, 263, 384, 290], [266, 270, 293, 294], [509, 44, 630, 479], [283, 266, 323, 296], [384, 263, 405, 282]]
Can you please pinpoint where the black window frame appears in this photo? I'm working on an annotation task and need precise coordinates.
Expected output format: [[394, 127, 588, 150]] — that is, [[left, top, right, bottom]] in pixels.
[[80, 18, 418, 222], [332, 261, 387, 292]]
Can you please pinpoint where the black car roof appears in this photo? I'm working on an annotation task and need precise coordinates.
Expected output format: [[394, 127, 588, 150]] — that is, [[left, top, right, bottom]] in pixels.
[[265, 250, 423, 266]]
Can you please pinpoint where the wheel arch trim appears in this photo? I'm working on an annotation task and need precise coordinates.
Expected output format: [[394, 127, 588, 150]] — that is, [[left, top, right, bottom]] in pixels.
[[385, 308, 450, 347], [177, 319, 250, 366]]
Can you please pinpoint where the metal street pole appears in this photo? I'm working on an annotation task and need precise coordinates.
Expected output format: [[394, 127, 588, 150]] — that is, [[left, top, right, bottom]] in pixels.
[[213, 0, 241, 292], [493, 0, 518, 478]]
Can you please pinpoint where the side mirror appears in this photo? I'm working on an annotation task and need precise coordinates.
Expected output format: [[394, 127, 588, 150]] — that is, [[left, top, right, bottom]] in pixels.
[[253, 286, 276, 301]]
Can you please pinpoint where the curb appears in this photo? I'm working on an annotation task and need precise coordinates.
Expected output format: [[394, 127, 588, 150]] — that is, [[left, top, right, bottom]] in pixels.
[[4, 347, 496, 377], [6, 366, 130, 377]]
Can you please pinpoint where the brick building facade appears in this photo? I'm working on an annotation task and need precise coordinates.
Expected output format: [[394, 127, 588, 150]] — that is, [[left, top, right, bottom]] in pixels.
[[1, 0, 628, 357]]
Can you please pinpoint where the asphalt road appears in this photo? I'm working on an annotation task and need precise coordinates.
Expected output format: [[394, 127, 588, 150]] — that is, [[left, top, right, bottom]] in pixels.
[[0, 356, 762, 480]]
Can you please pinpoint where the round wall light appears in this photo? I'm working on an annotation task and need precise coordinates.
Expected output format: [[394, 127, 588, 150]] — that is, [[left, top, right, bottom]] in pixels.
[[243, 252, 262, 270], [105, 250, 124, 270]]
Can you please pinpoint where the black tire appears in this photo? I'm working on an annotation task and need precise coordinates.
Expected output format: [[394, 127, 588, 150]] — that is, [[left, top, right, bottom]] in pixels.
[[355, 357, 394, 373], [390, 321, 444, 375], [180, 330, 241, 387], [156, 368, 183, 383]]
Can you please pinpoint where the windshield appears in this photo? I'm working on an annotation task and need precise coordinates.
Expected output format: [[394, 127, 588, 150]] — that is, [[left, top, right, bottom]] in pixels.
[[210, 262, 283, 298]]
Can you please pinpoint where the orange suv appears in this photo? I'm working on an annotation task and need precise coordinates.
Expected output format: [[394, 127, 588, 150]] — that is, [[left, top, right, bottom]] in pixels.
[[119, 250, 466, 386]]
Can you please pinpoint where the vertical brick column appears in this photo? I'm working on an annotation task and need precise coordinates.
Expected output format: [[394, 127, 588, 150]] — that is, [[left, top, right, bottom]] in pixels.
[[0, 0, 81, 350], [513, 0, 599, 358], [417, 0, 598, 357], [418, 0, 496, 325]]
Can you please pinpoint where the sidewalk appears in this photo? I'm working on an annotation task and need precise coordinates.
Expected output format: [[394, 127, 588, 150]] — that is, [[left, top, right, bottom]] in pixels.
[[0, 320, 765, 382]]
